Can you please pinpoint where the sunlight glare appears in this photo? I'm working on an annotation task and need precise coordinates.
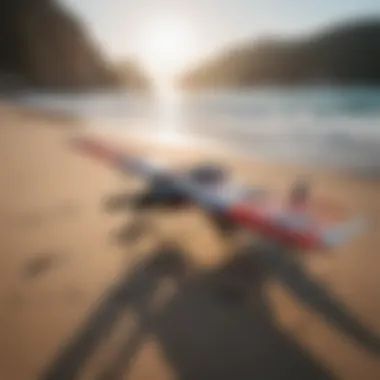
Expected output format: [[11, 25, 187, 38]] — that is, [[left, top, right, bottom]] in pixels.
[[155, 87, 183, 144], [136, 17, 196, 87]]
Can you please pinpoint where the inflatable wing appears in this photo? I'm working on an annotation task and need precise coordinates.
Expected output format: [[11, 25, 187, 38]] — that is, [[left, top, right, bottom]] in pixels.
[[71, 136, 367, 251], [70, 136, 168, 179]]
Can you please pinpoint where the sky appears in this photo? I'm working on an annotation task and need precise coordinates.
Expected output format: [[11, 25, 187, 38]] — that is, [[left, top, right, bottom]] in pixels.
[[60, 0, 380, 65]]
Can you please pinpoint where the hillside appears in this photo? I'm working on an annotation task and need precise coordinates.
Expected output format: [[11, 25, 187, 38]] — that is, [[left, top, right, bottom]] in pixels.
[[181, 18, 380, 89], [0, 0, 120, 89]]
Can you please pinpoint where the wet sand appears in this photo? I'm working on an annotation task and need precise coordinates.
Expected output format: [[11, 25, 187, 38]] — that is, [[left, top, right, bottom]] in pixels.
[[0, 104, 379, 380]]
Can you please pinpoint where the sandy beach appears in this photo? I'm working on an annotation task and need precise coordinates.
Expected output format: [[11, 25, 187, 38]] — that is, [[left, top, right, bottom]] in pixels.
[[0, 103, 379, 380]]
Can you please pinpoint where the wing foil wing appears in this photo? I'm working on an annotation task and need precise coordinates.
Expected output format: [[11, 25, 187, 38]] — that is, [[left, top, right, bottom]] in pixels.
[[70, 136, 167, 179], [229, 199, 367, 250], [71, 136, 367, 250]]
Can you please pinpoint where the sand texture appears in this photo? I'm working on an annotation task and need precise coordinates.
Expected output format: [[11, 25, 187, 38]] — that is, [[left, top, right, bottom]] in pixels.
[[0, 104, 379, 380]]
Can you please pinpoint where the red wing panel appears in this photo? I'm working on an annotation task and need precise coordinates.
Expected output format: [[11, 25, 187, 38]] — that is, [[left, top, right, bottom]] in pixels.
[[229, 201, 322, 250]]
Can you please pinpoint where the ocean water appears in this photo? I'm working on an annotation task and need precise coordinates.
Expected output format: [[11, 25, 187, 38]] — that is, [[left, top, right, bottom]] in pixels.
[[15, 87, 380, 176]]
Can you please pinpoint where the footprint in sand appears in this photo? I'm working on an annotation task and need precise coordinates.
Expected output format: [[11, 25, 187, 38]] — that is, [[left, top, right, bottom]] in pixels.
[[22, 253, 63, 280]]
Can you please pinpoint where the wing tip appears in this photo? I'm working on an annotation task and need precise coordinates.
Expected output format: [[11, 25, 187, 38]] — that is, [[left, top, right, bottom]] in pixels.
[[321, 216, 369, 249]]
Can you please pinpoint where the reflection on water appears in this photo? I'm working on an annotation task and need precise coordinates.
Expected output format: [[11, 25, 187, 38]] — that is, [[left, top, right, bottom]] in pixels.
[[150, 86, 213, 149], [153, 85, 185, 145]]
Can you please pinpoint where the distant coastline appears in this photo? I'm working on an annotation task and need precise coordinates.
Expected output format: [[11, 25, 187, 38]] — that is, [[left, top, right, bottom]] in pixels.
[[180, 18, 380, 90], [0, 0, 149, 91]]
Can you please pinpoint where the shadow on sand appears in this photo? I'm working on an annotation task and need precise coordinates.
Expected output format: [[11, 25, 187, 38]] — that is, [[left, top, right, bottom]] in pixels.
[[41, 244, 335, 380], [39, 194, 380, 380]]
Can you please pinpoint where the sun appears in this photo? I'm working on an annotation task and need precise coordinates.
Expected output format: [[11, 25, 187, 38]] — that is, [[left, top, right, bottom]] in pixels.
[[136, 17, 196, 88]]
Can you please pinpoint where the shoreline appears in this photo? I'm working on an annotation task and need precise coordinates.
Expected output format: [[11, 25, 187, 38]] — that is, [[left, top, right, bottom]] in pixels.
[[86, 120, 380, 184], [2, 100, 380, 184], [5, 87, 380, 181], [6, 90, 380, 180]]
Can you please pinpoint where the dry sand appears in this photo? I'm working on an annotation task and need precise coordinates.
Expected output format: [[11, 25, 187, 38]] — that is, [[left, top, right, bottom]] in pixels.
[[0, 103, 379, 380]]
